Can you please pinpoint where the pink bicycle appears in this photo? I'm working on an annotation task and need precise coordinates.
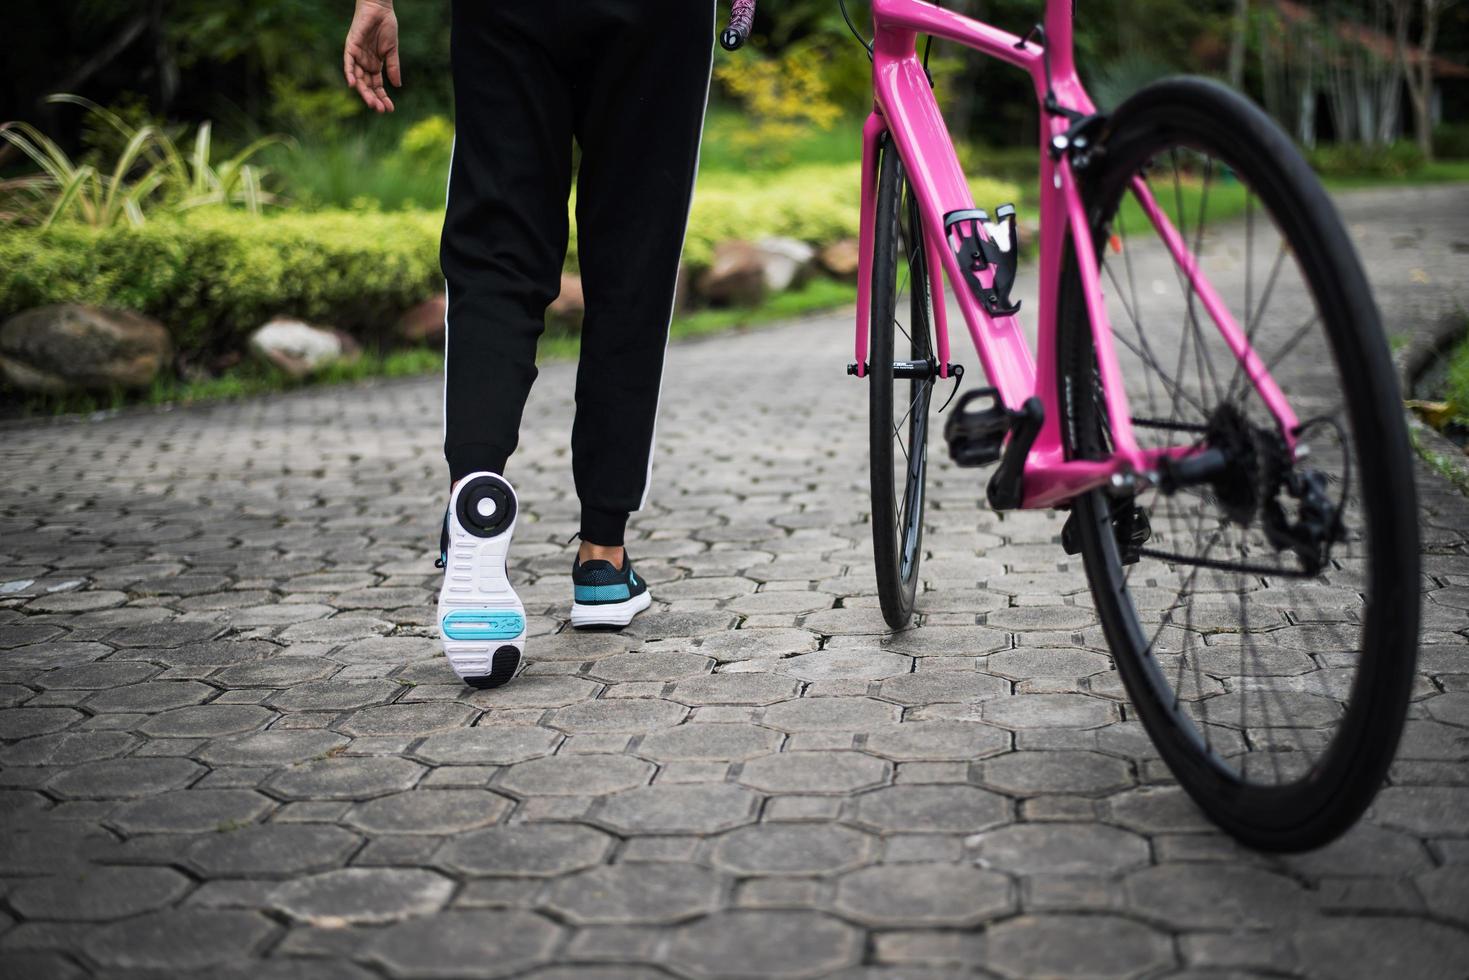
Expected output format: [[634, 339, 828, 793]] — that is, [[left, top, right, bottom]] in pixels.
[[724, 1, 1421, 851]]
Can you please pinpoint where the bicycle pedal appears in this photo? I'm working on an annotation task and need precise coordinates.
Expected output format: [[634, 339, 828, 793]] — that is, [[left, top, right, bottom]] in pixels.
[[944, 387, 1010, 467]]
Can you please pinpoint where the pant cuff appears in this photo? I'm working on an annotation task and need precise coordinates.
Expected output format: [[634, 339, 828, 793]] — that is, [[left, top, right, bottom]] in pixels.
[[445, 442, 511, 484], [580, 506, 628, 547]]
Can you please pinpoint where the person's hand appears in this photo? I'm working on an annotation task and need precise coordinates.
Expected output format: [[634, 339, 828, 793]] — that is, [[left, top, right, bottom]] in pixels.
[[344, 0, 401, 113]]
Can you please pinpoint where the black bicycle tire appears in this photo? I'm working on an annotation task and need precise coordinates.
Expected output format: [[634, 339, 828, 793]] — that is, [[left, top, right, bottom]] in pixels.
[[1056, 77, 1421, 851], [870, 141, 933, 630]]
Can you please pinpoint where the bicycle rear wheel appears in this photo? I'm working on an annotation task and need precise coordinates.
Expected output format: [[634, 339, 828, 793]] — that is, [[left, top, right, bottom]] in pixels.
[[1056, 78, 1420, 850], [869, 139, 936, 629]]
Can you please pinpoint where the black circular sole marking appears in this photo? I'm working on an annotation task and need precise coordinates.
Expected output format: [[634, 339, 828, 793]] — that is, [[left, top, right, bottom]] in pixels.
[[463, 645, 521, 689], [456, 474, 516, 538]]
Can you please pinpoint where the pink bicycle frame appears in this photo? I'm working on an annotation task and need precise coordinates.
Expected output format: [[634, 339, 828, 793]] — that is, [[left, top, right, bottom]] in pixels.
[[853, 0, 1300, 510]]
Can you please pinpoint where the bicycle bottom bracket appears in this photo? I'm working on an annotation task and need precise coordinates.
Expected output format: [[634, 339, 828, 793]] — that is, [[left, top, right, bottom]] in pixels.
[[456, 473, 516, 538]]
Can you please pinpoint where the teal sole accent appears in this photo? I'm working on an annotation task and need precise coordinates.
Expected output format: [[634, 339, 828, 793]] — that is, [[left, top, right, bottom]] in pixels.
[[442, 609, 525, 641], [575, 583, 633, 603]]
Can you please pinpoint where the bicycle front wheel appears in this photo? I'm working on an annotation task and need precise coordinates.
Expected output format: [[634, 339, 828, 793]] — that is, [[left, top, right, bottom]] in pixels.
[[869, 139, 936, 630], [1056, 78, 1421, 850]]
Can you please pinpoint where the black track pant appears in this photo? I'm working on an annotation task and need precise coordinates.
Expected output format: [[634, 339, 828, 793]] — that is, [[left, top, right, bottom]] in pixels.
[[441, 0, 714, 547]]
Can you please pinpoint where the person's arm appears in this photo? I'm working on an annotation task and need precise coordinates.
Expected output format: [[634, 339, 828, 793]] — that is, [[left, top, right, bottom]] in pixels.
[[343, 0, 401, 113]]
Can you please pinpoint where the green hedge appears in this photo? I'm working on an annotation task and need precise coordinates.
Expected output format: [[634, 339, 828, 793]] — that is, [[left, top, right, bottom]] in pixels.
[[1, 164, 1021, 356], [0, 210, 443, 354]]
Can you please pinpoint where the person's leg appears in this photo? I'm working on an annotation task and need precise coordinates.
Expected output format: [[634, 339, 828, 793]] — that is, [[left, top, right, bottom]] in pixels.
[[566, 0, 717, 551], [441, 0, 573, 482]]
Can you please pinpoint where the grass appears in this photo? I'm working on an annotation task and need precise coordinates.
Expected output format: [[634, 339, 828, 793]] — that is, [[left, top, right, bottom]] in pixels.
[[1321, 159, 1469, 191], [3, 278, 856, 419]]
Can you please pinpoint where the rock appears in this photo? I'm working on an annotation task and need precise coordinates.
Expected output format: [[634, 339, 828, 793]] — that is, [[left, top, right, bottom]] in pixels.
[[0, 304, 172, 393], [396, 294, 446, 347], [248, 319, 360, 378], [818, 238, 860, 281], [673, 263, 694, 314], [697, 241, 767, 307], [756, 237, 817, 292], [546, 274, 585, 332]]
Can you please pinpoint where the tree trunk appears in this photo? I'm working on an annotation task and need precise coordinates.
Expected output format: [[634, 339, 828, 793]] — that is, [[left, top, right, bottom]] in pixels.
[[1228, 0, 1250, 90]]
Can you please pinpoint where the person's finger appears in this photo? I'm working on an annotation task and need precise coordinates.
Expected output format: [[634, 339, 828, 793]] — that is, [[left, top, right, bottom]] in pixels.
[[386, 46, 402, 88], [343, 47, 355, 88]]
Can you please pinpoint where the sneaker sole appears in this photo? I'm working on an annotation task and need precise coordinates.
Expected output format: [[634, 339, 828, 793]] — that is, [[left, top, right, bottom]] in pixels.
[[570, 590, 652, 630], [438, 472, 525, 688]]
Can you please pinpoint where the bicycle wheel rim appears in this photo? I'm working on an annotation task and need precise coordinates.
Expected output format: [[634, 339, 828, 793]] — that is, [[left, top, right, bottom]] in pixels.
[[1059, 81, 1419, 835]]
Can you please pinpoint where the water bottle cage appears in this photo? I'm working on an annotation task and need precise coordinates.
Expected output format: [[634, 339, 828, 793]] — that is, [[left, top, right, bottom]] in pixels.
[[944, 207, 1022, 318]]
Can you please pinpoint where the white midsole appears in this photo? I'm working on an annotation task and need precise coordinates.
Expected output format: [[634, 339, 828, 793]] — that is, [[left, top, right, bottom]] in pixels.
[[438, 473, 525, 681], [570, 590, 652, 627]]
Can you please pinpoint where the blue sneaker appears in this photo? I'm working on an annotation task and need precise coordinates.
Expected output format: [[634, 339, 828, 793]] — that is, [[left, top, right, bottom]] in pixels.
[[570, 552, 652, 629], [436, 472, 526, 688]]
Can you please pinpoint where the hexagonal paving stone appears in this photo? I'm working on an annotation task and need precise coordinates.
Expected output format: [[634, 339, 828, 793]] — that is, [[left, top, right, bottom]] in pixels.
[[269, 867, 454, 924], [139, 704, 276, 738], [984, 647, 1113, 680], [186, 823, 362, 877], [833, 864, 1013, 926], [597, 784, 760, 834], [346, 789, 513, 834], [876, 671, 1009, 706], [497, 755, 654, 797], [367, 910, 562, 979], [1123, 864, 1308, 929], [1291, 915, 1469, 980], [270, 679, 400, 712], [983, 693, 1118, 730], [339, 701, 479, 737], [47, 758, 203, 799], [1370, 785, 1469, 836], [266, 757, 424, 801], [0, 730, 137, 767], [846, 626, 1011, 657], [778, 649, 911, 682], [8, 866, 193, 921], [977, 750, 1134, 796], [985, 914, 1175, 979], [670, 672, 801, 706], [197, 730, 349, 766], [969, 822, 1150, 875], [762, 697, 900, 732], [696, 628, 820, 663], [585, 651, 712, 682], [546, 699, 687, 733], [667, 910, 861, 978], [111, 789, 275, 834], [1424, 692, 1469, 727], [1105, 786, 1214, 834], [413, 726, 562, 765], [862, 721, 1010, 762], [737, 751, 889, 794], [436, 824, 614, 877], [625, 611, 738, 641], [852, 784, 1010, 834], [468, 674, 602, 709], [541, 862, 724, 924], [637, 723, 782, 762], [0, 707, 82, 739], [37, 661, 158, 689], [1417, 865, 1469, 926], [214, 657, 340, 687], [710, 823, 874, 876], [83, 910, 278, 971]]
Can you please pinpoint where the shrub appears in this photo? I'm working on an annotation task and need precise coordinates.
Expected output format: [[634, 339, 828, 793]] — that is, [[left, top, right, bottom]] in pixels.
[[1307, 141, 1426, 179], [0, 166, 1022, 357], [1433, 123, 1469, 161], [0, 209, 442, 354]]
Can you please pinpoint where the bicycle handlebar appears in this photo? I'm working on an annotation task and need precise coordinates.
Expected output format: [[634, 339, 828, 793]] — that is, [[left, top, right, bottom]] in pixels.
[[721, 0, 756, 50]]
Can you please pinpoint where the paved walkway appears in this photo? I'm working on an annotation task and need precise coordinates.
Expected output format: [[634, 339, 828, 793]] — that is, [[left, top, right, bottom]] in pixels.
[[1, 186, 1467, 979]]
